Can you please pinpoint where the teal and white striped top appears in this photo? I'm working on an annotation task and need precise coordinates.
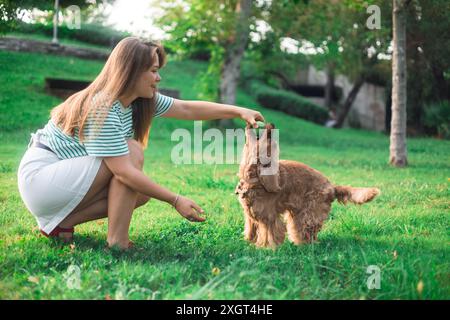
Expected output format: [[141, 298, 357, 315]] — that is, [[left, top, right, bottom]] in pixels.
[[34, 93, 174, 160]]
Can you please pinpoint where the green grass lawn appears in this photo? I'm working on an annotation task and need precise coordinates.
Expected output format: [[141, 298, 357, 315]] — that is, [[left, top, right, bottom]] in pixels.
[[0, 50, 449, 300]]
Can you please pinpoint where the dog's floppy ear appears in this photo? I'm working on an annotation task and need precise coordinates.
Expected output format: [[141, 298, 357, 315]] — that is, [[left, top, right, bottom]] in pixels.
[[257, 123, 281, 193], [258, 172, 281, 193]]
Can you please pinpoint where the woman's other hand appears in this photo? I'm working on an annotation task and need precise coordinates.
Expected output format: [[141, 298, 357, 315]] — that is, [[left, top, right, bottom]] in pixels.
[[174, 196, 206, 222]]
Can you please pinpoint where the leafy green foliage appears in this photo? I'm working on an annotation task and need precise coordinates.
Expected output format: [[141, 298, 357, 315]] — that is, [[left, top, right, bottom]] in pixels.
[[265, 0, 390, 80], [0, 0, 108, 34], [403, 0, 450, 131], [423, 101, 450, 139], [151, 0, 257, 103], [196, 46, 224, 102], [3, 0, 100, 11], [151, 0, 243, 59]]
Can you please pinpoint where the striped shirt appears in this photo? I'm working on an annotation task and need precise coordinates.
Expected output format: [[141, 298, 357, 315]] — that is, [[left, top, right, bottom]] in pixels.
[[34, 93, 174, 160]]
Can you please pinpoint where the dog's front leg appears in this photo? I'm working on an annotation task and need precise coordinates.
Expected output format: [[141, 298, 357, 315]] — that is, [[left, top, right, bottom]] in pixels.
[[244, 211, 258, 242], [252, 209, 286, 249]]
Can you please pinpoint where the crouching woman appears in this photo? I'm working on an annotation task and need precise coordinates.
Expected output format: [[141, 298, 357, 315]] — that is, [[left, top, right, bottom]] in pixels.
[[17, 37, 264, 250]]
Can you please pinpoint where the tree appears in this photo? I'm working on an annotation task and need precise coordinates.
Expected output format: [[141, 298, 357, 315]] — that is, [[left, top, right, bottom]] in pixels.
[[258, 0, 391, 127], [0, 0, 112, 35], [389, 0, 411, 167], [403, 0, 450, 132], [153, 0, 256, 128], [218, 0, 252, 127]]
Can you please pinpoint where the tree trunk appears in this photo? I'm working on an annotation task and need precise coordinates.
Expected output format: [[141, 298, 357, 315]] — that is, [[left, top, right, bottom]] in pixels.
[[271, 70, 293, 89], [324, 62, 335, 110], [216, 0, 252, 128], [333, 75, 365, 128], [389, 0, 409, 167]]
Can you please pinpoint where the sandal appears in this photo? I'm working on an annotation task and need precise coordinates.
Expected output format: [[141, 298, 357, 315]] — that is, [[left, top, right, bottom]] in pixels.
[[40, 226, 74, 242]]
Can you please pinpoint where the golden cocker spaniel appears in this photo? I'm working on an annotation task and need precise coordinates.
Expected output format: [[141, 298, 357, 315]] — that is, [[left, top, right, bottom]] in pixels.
[[235, 123, 380, 248]]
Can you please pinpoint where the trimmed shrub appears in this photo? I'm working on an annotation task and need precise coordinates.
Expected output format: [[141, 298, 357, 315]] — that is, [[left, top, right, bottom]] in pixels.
[[247, 81, 328, 124], [424, 100, 450, 139]]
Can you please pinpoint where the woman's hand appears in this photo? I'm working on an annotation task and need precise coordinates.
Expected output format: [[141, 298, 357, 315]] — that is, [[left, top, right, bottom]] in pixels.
[[239, 108, 265, 128], [174, 196, 206, 222]]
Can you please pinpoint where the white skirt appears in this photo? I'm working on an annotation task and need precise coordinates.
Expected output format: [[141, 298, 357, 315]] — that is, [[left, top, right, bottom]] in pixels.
[[17, 145, 102, 234]]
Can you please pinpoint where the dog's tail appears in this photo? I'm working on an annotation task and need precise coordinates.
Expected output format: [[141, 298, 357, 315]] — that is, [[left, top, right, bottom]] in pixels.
[[334, 186, 380, 205]]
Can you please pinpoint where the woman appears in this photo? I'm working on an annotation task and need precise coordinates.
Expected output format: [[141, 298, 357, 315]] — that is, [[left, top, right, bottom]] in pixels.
[[17, 37, 264, 250]]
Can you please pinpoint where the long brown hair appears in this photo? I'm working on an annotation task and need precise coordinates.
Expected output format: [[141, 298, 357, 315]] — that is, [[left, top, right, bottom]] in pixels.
[[50, 37, 167, 148]]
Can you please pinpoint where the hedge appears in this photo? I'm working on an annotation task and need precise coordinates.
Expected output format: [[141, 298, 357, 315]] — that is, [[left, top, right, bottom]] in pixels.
[[424, 100, 450, 139], [247, 81, 328, 125]]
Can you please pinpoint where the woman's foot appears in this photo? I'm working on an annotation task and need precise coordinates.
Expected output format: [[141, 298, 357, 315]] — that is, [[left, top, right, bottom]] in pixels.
[[106, 239, 134, 250]]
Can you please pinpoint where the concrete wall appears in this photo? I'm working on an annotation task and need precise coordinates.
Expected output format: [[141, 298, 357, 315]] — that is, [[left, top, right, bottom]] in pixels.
[[298, 65, 386, 132]]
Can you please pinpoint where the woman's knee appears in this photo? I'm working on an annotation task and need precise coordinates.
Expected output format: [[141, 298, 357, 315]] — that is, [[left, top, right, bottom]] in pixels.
[[127, 139, 144, 169]]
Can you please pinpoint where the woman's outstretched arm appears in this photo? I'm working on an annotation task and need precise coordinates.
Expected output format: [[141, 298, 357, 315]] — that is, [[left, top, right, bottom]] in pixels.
[[162, 99, 265, 128]]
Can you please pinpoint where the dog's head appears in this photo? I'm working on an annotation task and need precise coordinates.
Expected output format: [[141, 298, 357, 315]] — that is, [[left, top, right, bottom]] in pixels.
[[239, 122, 281, 193]]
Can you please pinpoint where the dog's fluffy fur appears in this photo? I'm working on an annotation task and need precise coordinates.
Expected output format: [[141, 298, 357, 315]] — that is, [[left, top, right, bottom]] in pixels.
[[235, 123, 380, 248]]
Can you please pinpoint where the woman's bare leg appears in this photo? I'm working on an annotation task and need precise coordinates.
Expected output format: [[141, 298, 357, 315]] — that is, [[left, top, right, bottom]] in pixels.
[[106, 179, 136, 247], [59, 193, 150, 228], [58, 139, 150, 247], [106, 140, 146, 248]]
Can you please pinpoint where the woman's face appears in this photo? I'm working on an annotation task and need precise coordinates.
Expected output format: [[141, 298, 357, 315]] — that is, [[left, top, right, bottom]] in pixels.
[[135, 54, 161, 99]]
